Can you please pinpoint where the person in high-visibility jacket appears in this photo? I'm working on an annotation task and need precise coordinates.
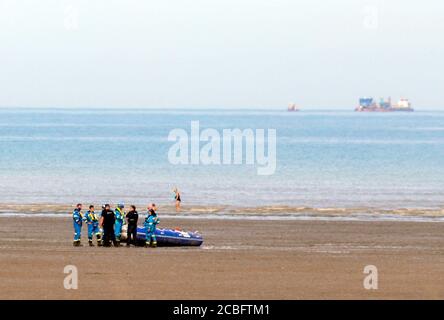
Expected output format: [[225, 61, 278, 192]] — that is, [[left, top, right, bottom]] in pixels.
[[72, 203, 83, 246], [114, 202, 125, 245], [84, 205, 102, 246], [144, 204, 159, 248]]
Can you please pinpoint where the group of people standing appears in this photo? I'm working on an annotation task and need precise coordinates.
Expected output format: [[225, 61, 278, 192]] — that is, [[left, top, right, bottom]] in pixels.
[[71, 188, 181, 248], [72, 202, 159, 248]]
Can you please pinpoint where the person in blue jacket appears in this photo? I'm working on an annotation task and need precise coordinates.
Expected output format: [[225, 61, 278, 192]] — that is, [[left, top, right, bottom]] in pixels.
[[114, 202, 125, 245], [84, 205, 102, 246], [72, 203, 83, 246], [144, 203, 160, 248]]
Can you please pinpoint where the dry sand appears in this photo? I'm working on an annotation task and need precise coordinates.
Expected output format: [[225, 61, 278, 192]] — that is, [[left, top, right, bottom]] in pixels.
[[0, 217, 444, 299]]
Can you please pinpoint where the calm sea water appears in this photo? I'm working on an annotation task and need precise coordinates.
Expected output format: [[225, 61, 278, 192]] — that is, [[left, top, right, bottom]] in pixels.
[[1, 108, 443, 212]]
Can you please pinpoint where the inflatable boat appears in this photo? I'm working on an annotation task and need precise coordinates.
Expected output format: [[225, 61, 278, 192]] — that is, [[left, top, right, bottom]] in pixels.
[[121, 225, 203, 247]]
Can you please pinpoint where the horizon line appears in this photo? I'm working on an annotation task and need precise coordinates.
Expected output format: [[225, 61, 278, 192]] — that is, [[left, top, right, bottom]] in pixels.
[[0, 106, 442, 112]]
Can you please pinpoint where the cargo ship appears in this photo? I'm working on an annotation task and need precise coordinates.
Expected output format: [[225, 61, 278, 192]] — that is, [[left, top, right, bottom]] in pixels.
[[355, 97, 413, 112], [287, 103, 299, 112]]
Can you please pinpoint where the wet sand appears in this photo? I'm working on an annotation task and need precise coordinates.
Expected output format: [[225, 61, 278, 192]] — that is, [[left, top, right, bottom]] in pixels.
[[2, 202, 444, 218], [0, 217, 444, 299]]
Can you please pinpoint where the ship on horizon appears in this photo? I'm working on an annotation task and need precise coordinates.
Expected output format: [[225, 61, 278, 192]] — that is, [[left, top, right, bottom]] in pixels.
[[287, 103, 299, 112], [355, 97, 413, 112]]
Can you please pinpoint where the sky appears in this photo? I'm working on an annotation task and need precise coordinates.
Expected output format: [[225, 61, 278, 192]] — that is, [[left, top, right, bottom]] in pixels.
[[0, 0, 443, 109]]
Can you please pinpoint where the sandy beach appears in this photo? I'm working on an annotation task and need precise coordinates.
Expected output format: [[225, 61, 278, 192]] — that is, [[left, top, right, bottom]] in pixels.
[[0, 216, 443, 299]]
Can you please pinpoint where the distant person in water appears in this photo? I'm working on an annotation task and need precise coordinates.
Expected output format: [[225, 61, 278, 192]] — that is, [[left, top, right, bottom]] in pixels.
[[72, 203, 83, 246], [173, 187, 181, 212], [126, 205, 138, 247]]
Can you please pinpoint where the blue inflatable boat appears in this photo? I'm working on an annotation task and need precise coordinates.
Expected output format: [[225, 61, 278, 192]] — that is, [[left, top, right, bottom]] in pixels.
[[121, 225, 203, 246], [136, 227, 203, 246]]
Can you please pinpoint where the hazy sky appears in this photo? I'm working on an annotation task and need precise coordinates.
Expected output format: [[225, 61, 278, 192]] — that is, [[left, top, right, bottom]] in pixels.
[[1, 0, 443, 109]]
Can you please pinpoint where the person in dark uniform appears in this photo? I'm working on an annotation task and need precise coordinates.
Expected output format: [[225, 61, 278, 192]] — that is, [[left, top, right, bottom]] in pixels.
[[99, 204, 117, 247], [126, 205, 139, 247]]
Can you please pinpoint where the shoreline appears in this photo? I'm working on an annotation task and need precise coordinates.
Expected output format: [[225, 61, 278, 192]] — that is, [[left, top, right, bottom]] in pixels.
[[1, 212, 444, 223], [1, 203, 444, 222]]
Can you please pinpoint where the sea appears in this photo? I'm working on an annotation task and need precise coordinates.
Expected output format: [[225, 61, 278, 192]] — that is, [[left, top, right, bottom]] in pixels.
[[1, 108, 443, 221]]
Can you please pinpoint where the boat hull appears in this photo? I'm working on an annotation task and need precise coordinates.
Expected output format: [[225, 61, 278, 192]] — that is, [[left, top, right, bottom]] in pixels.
[[121, 225, 203, 246]]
